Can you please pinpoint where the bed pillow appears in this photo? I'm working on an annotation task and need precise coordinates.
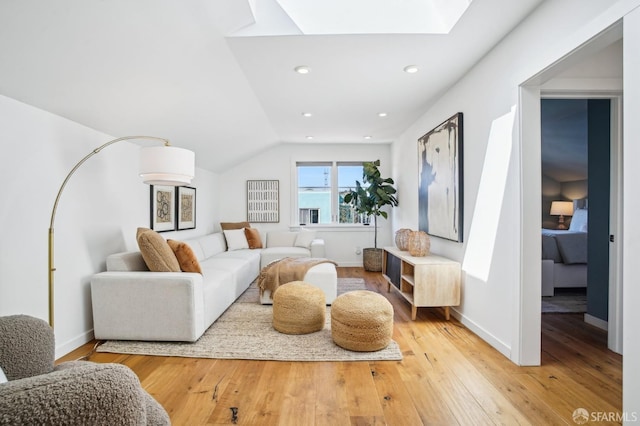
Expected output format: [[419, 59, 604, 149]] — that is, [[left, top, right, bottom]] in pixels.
[[541, 233, 563, 263], [569, 208, 588, 232], [167, 240, 202, 274], [555, 233, 588, 264], [136, 227, 181, 272], [294, 229, 316, 248], [224, 229, 249, 251], [244, 228, 263, 249]]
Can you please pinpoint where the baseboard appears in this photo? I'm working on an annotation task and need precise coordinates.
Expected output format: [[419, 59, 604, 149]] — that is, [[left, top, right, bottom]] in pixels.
[[449, 308, 512, 360], [584, 313, 608, 331], [55, 328, 95, 360]]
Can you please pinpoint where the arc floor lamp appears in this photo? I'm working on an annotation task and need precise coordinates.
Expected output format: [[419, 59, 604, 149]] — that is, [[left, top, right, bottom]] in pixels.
[[48, 136, 195, 327]]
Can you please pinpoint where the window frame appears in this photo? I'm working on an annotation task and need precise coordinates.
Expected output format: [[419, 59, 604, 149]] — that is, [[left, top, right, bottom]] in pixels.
[[293, 160, 367, 227]]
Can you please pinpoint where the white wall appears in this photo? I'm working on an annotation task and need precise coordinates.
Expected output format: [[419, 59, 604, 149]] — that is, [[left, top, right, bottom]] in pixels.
[[391, 0, 640, 362], [0, 94, 219, 357], [623, 4, 640, 418], [218, 143, 393, 266]]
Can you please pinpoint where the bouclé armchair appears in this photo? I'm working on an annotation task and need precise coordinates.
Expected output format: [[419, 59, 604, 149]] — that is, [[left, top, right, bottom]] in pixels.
[[0, 315, 170, 425]]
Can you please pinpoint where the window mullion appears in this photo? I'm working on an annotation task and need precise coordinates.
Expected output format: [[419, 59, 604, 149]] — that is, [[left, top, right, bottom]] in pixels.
[[331, 162, 339, 223]]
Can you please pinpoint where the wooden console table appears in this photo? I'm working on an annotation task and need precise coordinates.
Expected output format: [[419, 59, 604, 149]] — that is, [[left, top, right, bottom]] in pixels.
[[382, 247, 461, 320]]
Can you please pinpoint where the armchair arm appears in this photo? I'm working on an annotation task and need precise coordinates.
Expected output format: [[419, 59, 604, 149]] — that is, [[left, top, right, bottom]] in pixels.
[[0, 362, 169, 425], [91, 271, 206, 341], [0, 315, 54, 380], [310, 238, 326, 258]]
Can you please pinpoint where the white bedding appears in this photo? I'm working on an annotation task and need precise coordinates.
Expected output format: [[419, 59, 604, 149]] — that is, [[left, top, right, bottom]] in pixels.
[[541, 207, 588, 295]]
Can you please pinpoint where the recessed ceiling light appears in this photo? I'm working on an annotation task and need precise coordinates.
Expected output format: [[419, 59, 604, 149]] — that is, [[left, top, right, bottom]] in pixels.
[[302, 112, 312, 117], [378, 112, 388, 117], [403, 65, 419, 74], [294, 66, 311, 74], [306, 136, 314, 140], [364, 135, 372, 140]]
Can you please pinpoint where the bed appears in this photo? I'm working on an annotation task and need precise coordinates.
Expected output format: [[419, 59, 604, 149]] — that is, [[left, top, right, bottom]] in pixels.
[[541, 207, 588, 296]]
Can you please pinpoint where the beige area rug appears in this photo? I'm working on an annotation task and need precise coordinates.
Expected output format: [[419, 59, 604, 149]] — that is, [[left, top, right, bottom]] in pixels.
[[542, 294, 587, 313], [97, 278, 403, 362]]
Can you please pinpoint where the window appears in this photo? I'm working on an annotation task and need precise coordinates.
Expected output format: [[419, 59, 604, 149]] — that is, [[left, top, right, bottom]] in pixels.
[[296, 161, 364, 225], [299, 208, 320, 224]]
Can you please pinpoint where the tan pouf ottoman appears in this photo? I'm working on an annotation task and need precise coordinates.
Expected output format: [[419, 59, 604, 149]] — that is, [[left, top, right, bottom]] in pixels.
[[331, 290, 394, 352], [273, 281, 326, 334]]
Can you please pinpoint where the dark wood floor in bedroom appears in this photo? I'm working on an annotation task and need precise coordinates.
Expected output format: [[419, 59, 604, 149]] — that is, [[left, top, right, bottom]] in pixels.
[[60, 267, 622, 425]]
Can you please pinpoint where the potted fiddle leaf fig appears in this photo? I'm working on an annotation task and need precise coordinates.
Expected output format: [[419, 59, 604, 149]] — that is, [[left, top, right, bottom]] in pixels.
[[343, 160, 398, 271]]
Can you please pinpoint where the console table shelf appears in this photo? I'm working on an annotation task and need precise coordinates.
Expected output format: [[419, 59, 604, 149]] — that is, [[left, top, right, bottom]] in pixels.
[[382, 246, 461, 320]]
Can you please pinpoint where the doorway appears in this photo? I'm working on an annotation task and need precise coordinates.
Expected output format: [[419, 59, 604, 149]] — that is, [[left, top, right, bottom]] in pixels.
[[518, 23, 623, 365], [540, 98, 614, 331]]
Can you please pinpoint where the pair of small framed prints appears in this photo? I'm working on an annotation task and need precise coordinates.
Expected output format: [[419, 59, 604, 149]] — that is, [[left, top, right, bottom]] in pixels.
[[150, 185, 196, 232]]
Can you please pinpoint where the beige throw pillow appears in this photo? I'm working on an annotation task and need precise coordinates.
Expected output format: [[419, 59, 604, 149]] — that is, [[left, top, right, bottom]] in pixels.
[[167, 240, 202, 274], [220, 221, 250, 230], [136, 227, 181, 272]]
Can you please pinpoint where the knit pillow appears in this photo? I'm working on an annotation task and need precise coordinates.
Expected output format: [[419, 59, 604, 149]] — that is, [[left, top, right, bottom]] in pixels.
[[136, 228, 181, 272], [244, 228, 263, 249], [167, 240, 202, 274]]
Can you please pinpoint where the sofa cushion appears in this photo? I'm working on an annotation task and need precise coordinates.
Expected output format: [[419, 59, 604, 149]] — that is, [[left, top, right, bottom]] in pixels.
[[260, 247, 311, 268], [294, 229, 316, 248], [224, 229, 249, 251], [106, 252, 149, 272], [136, 228, 180, 272], [244, 228, 263, 249], [196, 233, 227, 260], [167, 240, 202, 274], [266, 231, 298, 248]]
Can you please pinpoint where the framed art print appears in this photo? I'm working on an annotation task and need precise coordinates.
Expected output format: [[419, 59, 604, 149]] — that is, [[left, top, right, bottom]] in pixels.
[[418, 112, 464, 242], [247, 180, 279, 223], [150, 185, 176, 232], [177, 186, 196, 230]]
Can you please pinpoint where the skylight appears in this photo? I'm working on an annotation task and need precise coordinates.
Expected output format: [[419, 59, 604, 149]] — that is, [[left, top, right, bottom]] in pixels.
[[228, 0, 473, 36]]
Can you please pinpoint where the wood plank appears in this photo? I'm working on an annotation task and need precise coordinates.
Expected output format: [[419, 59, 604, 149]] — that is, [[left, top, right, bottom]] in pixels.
[[206, 360, 267, 425], [61, 267, 621, 426]]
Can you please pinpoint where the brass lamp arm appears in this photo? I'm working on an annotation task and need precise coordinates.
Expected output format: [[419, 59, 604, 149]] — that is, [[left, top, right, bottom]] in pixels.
[[47, 135, 170, 327]]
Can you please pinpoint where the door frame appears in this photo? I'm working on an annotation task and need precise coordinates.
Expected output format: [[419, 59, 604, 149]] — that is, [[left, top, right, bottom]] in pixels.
[[517, 24, 623, 363]]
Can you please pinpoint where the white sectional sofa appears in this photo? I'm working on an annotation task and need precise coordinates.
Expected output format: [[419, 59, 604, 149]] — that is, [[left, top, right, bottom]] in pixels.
[[91, 230, 325, 342]]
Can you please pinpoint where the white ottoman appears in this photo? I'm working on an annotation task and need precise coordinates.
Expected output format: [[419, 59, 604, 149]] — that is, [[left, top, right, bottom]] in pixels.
[[260, 262, 338, 305]]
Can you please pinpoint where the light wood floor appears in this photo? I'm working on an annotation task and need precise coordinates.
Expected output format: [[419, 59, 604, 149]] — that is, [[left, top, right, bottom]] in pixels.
[[60, 268, 622, 425]]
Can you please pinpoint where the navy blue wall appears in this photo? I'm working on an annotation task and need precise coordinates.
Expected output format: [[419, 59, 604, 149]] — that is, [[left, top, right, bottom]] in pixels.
[[587, 99, 611, 322]]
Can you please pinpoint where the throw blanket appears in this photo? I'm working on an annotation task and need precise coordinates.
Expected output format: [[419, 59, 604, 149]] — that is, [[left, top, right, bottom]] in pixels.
[[258, 257, 338, 299]]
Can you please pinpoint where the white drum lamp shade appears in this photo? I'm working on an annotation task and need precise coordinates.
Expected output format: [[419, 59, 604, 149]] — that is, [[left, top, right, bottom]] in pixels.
[[139, 146, 195, 186]]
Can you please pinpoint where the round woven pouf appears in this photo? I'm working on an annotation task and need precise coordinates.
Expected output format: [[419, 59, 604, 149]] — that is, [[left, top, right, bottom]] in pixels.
[[273, 281, 326, 335], [331, 290, 394, 352]]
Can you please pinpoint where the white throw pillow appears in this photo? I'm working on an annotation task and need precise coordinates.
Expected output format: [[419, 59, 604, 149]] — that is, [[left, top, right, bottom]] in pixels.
[[294, 229, 316, 248], [0, 365, 7, 383], [223, 229, 249, 251]]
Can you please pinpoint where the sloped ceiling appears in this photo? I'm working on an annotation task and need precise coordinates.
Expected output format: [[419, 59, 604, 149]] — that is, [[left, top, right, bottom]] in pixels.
[[0, 0, 543, 172]]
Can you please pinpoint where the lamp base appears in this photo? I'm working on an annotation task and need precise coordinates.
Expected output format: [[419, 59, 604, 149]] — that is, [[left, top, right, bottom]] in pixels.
[[556, 214, 567, 230]]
